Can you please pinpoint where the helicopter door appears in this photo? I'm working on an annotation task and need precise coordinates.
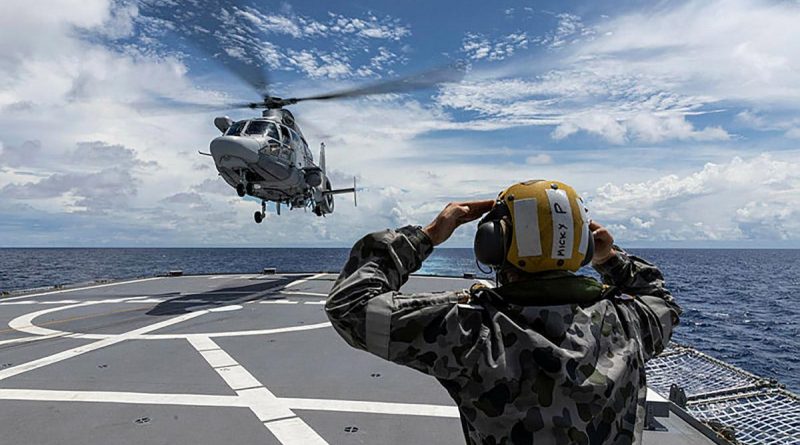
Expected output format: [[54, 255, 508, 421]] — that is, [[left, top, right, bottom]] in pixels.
[[274, 125, 293, 162], [289, 130, 302, 167]]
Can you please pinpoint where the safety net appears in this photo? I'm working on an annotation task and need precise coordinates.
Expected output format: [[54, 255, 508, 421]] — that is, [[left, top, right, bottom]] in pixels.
[[688, 389, 800, 445], [646, 345, 771, 400], [645, 343, 800, 445]]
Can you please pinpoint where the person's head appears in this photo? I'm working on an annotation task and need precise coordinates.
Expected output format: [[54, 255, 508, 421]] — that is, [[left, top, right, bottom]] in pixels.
[[473, 179, 593, 284]]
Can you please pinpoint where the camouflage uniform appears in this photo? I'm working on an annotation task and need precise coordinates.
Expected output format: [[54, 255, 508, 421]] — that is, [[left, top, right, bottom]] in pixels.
[[326, 226, 681, 445]]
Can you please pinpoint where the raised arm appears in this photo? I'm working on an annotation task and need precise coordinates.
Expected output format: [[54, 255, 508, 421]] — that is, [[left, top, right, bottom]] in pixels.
[[325, 201, 494, 378], [590, 221, 682, 359]]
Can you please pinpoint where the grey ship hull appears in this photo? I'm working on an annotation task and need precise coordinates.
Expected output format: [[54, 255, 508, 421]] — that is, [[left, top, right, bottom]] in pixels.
[[0, 273, 785, 444]]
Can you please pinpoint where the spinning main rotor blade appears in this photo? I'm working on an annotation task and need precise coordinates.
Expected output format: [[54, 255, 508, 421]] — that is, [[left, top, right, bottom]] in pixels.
[[286, 61, 467, 104], [144, 0, 271, 98]]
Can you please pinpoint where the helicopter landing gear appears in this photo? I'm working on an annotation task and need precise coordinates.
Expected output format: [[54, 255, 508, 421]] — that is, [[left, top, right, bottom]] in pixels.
[[246, 183, 255, 195], [254, 200, 266, 224], [236, 183, 246, 197]]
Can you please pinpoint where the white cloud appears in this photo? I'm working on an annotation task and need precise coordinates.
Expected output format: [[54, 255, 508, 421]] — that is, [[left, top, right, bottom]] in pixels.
[[461, 32, 528, 61], [578, 0, 800, 105], [444, 0, 800, 144], [536, 13, 595, 48], [2, 0, 800, 248], [438, 72, 729, 143], [525, 153, 553, 164], [588, 154, 800, 242]]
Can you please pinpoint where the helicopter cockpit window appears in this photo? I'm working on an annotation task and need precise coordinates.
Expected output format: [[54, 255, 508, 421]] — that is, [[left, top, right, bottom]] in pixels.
[[225, 120, 247, 136], [244, 121, 278, 140], [279, 126, 291, 145]]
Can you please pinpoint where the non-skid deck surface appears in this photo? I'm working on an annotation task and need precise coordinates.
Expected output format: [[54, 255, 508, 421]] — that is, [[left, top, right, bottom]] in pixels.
[[0, 274, 715, 444]]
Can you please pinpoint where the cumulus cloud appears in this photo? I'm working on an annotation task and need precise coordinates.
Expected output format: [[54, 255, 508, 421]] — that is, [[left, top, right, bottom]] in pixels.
[[0, 140, 159, 214], [0, 141, 43, 169], [588, 154, 800, 242], [2, 0, 800, 248]]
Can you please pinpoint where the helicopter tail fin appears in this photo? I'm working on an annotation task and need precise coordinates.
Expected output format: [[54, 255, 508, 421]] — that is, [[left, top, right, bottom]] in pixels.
[[319, 142, 326, 175]]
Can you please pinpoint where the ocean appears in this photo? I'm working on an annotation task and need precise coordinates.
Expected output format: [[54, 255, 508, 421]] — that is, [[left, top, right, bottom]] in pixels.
[[1, 247, 798, 393]]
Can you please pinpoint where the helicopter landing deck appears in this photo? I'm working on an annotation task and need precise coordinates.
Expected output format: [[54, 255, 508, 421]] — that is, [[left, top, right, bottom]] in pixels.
[[0, 273, 749, 445]]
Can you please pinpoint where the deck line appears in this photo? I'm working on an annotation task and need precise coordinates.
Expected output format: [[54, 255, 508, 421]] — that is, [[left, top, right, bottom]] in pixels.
[[282, 273, 329, 290], [0, 310, 207, 381], [1, 277, 162, 301], [282, 397, 459, 418], [187, 335, 329, 445], [0, 388, 244, 407]]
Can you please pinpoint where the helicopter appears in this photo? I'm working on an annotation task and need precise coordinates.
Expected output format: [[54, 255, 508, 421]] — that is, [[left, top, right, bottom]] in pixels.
[[201, 63, 465, 224], [209, 106, 352, 222]]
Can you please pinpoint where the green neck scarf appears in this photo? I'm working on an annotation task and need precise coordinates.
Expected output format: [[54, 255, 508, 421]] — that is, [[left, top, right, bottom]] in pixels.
[[487, 270, 612, 306]]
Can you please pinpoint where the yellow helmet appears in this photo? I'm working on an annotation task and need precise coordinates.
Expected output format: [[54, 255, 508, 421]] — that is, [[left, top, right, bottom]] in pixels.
[[474, 180, 593, 273]]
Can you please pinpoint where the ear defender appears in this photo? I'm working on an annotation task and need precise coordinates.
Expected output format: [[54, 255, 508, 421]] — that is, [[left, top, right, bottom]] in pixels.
[[473, 202, 510, 268], [580, 227, 595, 267]]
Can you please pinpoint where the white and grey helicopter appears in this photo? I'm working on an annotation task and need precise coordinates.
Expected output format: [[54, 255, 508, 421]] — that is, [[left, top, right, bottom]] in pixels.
[[209, 105, 350, 222], [200, 64, 465, 224]]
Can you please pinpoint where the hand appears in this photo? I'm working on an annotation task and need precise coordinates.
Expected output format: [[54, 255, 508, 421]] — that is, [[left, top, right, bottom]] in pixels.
[[589, 220, 616, 264], [423, 200, 495, 246]]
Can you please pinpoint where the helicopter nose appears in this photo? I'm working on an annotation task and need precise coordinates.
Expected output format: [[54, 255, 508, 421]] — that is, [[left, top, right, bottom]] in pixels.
[[210, 136, 261, 167]]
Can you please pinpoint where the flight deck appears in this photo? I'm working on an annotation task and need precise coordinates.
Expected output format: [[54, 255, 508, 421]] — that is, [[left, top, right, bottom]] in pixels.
[[0, 273, 795, 444]]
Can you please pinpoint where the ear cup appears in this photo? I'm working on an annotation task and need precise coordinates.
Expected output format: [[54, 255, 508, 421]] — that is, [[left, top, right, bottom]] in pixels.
[[580, 229, 595, 267], [474, 219, 507, 267]]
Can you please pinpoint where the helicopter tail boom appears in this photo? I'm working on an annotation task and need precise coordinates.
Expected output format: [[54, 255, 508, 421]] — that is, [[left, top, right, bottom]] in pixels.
[[322, 177, 358, 207]]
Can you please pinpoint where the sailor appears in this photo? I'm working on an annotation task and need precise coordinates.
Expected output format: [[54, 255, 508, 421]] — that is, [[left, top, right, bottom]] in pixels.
[[326, 180, 681, 444]]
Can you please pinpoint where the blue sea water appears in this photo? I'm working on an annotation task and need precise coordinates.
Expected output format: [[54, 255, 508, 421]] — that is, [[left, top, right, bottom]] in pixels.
[[1, 247, 798, 393]]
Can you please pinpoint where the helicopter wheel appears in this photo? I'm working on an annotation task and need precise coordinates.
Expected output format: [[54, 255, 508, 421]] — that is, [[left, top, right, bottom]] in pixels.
[[254, 211, 264, 224], [246, 183, 255, 195], [236, 183, 246, 197]]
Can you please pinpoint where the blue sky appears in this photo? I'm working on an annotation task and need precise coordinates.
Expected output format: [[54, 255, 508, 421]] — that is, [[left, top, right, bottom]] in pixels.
[[1, 0, 800, 247]]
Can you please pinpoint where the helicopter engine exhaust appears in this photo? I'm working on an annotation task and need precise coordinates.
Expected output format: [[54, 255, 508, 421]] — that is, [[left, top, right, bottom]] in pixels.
[[305, 170, 322, 187]]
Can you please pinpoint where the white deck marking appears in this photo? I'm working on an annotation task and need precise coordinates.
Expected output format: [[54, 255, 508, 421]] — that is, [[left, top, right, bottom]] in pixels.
[[281, 291, 329, 297], [0, 310, 207, 381], [0, 333, 69, 346], [266, 417, 329, 445], [283, 273, 329, 290], [208, 304, 243, 312], [0, 388, 244, 407], [260, 300, 299, 305], [8, 297, 147, 336], [283, 397, 459, 418], [198, 349, 239, 368], [7, 297, 331, 341], [0, 298, 163, 306], [0, 299, 79, 305], [188, 336, 329, 444], [0, 277, 162, 301], [0, 389, 460, 419], [138, 321, 332, 340], [215, 365, 263, 390]]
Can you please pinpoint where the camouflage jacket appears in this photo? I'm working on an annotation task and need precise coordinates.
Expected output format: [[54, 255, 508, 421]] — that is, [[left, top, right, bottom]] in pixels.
[[326, 226, 681, 445]]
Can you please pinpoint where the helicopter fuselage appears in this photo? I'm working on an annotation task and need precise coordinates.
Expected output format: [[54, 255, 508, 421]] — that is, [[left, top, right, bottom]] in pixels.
[[209, 113, 323, 208]]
